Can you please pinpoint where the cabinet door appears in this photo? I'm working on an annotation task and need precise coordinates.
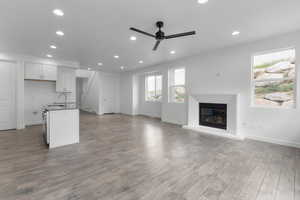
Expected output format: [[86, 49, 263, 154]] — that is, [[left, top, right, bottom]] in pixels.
[[56, 67, 66, 92], [65, 70, 76, 93], [43, 65, 57, 81], [24, 62, 43, 80], [56, 67, 76, 93]]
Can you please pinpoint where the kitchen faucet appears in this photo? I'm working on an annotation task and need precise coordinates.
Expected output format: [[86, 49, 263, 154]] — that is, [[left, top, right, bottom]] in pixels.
[[58, 91, 71, 108]]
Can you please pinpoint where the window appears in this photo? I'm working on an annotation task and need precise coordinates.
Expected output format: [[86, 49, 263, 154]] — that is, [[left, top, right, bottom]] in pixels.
[[252, 48, 296, 108], [145, 75, 162, 101], [169, 68, 186, 103]]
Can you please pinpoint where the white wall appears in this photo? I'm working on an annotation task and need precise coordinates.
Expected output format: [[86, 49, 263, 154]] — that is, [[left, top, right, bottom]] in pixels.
[[24, 80, 67, 125], [79, 71, 100, 113], [78, 70, 120, 115], [0, 52, 79, 129], [121, 65, 186, 124], [120, 30, 300, 148]]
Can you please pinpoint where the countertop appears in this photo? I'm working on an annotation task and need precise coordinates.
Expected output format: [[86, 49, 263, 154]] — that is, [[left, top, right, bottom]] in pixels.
[[44, 106, 78, 112]]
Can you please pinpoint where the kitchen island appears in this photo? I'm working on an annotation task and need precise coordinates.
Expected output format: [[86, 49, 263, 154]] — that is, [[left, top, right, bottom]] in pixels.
[[43, 107, 79, 149]]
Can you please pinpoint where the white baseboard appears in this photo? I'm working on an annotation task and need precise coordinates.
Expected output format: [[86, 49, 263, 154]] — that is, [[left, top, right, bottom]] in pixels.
[[80, 108, 97, 114], [183, 125, 300, 148], [118, 114, 300, 149], [25, 121, 43, 126], [182, 125, 245, 141], [246, 135, 300, 149], [138, 114, 161, 120], [162, 118, 185, 126]]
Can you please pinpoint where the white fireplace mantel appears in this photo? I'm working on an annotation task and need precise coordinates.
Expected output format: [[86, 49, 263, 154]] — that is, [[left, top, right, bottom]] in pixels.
[[183, 93, 244, 140]]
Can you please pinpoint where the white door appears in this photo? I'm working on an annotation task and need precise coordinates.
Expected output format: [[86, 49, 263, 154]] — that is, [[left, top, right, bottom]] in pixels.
[[0, 61, 16, 130], [102, 75, 116, 114]]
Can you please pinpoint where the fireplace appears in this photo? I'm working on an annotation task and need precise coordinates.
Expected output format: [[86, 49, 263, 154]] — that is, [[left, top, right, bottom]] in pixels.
[[199, 103, 227, 130]]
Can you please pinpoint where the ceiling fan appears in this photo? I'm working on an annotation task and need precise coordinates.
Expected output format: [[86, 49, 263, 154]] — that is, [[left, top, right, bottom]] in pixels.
[[130, 21, 196, 51]]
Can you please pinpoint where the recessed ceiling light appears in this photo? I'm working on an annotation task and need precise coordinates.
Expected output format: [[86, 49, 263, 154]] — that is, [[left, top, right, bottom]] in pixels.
[[170, 50, 176, 54], [53, 9, 64, 16], [130, 36, 137, 41], [46, 54, 53, 58], [198, 0, 208, 4], [120, 66, 125, 70], [232, 31, 240, 36], [139, 60, 144, 64], [56, 31, 64, 36], [114, 55, 119, 59], [50, 45, 57, 49], [98, 62, 103, 66]]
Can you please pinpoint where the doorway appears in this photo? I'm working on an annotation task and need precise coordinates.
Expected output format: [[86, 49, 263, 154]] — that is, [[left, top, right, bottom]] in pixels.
[[101, 74, 118, 114]]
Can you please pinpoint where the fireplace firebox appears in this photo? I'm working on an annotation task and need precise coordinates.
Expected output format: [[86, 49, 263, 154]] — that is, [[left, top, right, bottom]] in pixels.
[[199, 103, 227, 130]]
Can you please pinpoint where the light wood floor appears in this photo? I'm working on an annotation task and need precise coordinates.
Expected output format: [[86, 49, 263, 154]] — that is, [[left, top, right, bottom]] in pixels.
[[0, 112, 299, 200]]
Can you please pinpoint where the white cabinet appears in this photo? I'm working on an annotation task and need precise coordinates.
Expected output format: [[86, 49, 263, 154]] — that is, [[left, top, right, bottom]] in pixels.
[[47, 109, 79, 149], [43, 64, 57, 81], [24, 63, 43, 80], [56, 67, 76, 93], [24, 62, 57, 81]]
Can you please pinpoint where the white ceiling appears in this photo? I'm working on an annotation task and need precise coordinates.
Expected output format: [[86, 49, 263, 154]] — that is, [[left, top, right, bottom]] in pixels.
[[0, 0, 300, 72]]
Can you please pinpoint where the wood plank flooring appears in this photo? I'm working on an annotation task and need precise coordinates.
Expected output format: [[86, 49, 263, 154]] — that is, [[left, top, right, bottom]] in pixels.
[[0, 112, 299, 200]]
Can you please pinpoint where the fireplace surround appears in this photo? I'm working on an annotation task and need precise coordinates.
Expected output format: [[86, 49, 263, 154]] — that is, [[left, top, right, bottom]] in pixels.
[[183, 93, 243, 140]]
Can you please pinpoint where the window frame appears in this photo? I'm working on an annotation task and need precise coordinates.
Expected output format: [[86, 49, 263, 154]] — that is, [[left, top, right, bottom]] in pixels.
[[145, 74, 163, 102], [168, 67, 186, 103], [250, 47, 297, 109]]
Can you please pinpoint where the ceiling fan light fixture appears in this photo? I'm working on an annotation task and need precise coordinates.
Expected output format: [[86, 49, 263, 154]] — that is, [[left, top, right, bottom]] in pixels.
[[130, 21, 196, 51]]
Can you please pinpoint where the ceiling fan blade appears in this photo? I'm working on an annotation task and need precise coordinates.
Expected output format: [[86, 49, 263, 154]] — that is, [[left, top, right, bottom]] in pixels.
[[130, 27, 155, 38], [153, 40, 161, 51], [165, 31, 196, 39]]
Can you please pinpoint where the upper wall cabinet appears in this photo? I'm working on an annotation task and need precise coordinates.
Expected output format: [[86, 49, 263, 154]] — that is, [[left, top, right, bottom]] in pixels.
[[24, 63, 42, 80], [56, 67, 76, 93], [24, 62, 57, 81], [43, 64, 57, 81]]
